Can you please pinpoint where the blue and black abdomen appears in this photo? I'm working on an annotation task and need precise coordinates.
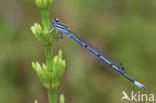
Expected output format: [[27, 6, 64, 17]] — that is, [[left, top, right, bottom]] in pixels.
[[65, 30, 125, 73]]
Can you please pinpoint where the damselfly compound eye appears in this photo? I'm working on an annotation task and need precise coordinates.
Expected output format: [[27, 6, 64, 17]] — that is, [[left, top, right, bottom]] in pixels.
[[54, 18, 59, 22]]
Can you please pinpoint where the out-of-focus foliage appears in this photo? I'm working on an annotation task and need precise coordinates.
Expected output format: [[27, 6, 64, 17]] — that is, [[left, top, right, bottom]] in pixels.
[[0, 0, 156, 103]]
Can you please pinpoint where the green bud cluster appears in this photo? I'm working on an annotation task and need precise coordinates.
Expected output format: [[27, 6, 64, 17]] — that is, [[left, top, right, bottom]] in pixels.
[[31, 23, 57, 43], [32, 50, 66, 89]]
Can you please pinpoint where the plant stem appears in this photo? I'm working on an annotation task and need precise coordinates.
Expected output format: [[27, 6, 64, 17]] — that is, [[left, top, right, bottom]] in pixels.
[[41, 8, 49, 28], [45, 43, 56, 103], [32, 1, 63, 103], [48, 88, 57, 103], [44, 43, 53, 71], [41, 5, 57, 103], [41, 7, 52, 70]]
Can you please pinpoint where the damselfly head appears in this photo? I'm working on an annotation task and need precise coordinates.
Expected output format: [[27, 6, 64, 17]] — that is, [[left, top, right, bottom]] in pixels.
[[50, 18, 59, 26], [53, 18, 59, 22]]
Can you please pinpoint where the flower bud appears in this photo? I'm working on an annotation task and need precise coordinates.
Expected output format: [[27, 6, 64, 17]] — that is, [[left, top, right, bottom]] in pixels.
[[35, 0, 52, 9], [60, 94, 65, 103]]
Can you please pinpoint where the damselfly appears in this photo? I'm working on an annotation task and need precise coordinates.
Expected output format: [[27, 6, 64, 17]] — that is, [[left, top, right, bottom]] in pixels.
[[49, 18, 145, 90]]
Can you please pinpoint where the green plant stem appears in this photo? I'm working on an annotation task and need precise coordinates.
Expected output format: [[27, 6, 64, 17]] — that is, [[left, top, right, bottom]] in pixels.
[[41, 5, 57, 103], [41, 8, 49, 28], [42, 8, 53, 70], [44, 43, 53, 71], [48, 88, 57, 103]]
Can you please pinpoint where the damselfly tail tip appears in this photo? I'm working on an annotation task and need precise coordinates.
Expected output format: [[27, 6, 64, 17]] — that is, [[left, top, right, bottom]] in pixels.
[[134, 81, 146, 90]]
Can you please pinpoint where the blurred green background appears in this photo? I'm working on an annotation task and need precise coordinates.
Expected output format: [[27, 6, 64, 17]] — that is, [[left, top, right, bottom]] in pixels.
[[0, 0, 156, 103]]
